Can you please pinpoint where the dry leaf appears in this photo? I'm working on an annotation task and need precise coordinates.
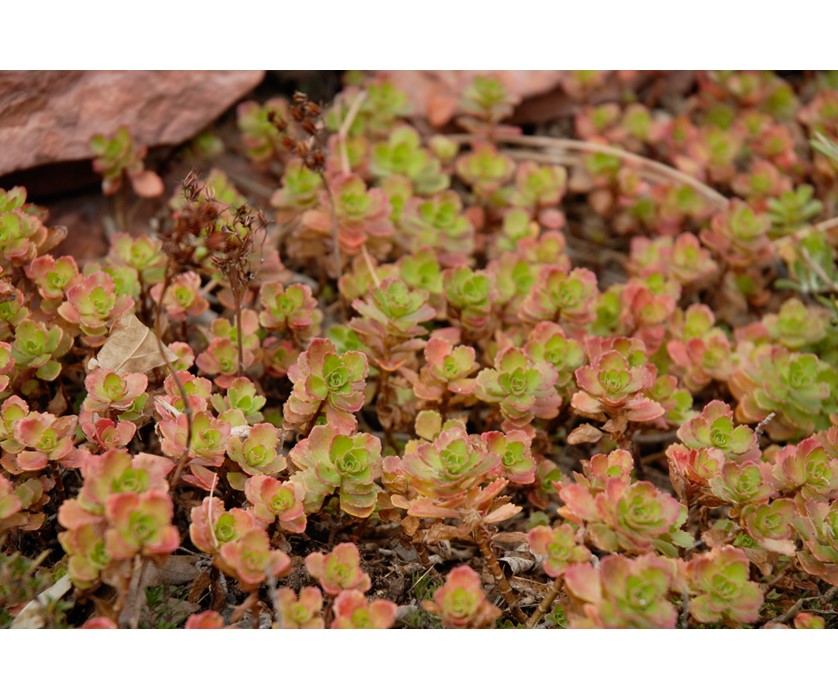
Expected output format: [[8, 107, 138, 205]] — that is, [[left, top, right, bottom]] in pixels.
[[508, 575, 552, 600], [492, 531, 529, 546], [46, 386, 68, 416], [601, 415, 628, 436], [11, 574, 72, 629], [140, 555, 203, 587], [500, 553, 538, 576], [89, 313, 177, 374], [568, 424, 604, 445]]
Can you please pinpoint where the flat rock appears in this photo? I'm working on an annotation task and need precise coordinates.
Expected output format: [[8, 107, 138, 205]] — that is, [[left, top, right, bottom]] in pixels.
[[0, 70, 265, 176]]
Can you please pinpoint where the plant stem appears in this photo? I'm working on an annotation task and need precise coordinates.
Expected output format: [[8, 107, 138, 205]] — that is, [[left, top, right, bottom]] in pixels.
[[303, 400, 326, 438], [129, 556, 148, 630], [155, 269, 193, 487], [474, 525, 527, 625], [320, 173, 341, 279], [767, 585, 838, 626], [526, 575, 562, 628], [234, 293, 244, 378]]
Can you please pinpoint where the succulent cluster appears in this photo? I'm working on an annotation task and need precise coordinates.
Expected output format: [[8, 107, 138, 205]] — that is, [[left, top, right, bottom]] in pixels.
[[3, 70, 838, 629]]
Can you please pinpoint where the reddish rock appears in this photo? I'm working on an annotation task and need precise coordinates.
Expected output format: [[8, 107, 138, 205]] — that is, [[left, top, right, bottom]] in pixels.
[[0, 70, 265, 176], [379, 70, 696, 126], [379, 70, 568, 126]]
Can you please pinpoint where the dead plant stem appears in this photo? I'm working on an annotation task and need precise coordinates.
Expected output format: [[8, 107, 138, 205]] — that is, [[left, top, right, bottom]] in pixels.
[[526, 575, 563, 628], [474, 525, 527, 625], [767, 585, 838, 626]]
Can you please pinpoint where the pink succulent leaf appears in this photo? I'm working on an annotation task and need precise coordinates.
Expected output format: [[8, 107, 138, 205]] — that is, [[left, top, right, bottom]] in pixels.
[[185, 611, 227, 629]]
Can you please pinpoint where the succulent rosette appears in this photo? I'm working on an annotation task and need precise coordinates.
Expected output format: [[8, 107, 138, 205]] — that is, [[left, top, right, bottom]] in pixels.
[[520, 265, 599, 327], [83, 368, 148, 413], [772, 437, 838, 499], [305, 542, 371, 596], [57, 270, 134, 343], [793, 497, 838, 585], [676, 401, 759, 462], [729, 343, 838, 441], [283, 338, 368, 434], [158, 410, 231, 467], [77, 449, 173, 514], [524, 322, 586, 394], [0, 208, 48, 267], [244, 475, 307, 533], [686, 546, 764, 624], [414, 335, 479, 401], [564, 554, 678, 628], [665, 444, 726, 504], [741, 498, 797, 555], [301, 173, 394, 258], [590, 479, 687, 554], [6, 412, 77, 473], [423, 565, 500, 629], [572, 348, 663, 423], [442, 267, 494, 337], [109, 233, 164, 281], [258, 281, 322, 338], [332, 590, 397, 629], [227, 423, 287, 477], [371, 126, 449, 195], [288, 425, 381, 517], [708, 460, 776, 508], [104, 491, 180, 560], [399, 190, 474, 264], [217, 527, 291, 588], [475, 347, 561, 431], [150, 271, 209, 321], [189, 497, 260, 556], [59, 522, 111, 589], [528, 524, 590, 578], [455, 143, 514, 198], [276, 587, 324, 629], [482, 430, 536, 485], [396, 426, 500, 500], [11, 318, 69, 380], [351, 277, 435, 340]]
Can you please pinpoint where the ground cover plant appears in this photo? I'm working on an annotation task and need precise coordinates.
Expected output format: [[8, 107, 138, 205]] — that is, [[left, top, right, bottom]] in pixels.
[[2, 70, 838, 629]]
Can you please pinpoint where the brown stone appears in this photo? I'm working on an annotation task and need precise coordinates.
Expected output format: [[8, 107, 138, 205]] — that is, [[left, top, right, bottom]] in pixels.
[[379, 70, 697, 126], [0, 70, 265, 177]]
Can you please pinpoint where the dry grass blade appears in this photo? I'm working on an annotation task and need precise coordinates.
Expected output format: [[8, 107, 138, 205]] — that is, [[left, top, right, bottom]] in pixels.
[[11, 574, 72, 629], [449, 132, 729, 208]]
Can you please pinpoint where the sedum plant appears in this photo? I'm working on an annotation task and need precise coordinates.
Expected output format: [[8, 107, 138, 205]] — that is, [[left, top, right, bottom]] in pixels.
[[422, 565, 500, 629], [4, 75, 838, 630], [283, 338, 368, 435]]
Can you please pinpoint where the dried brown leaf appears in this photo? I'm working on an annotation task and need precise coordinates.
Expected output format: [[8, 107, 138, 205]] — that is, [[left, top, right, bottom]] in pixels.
[[140, 555, 203, 587], [567, 424, 604, 445], [89, 313, 177, 374], [500, 553, 538, 576], [492, 531, 529, 546]]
